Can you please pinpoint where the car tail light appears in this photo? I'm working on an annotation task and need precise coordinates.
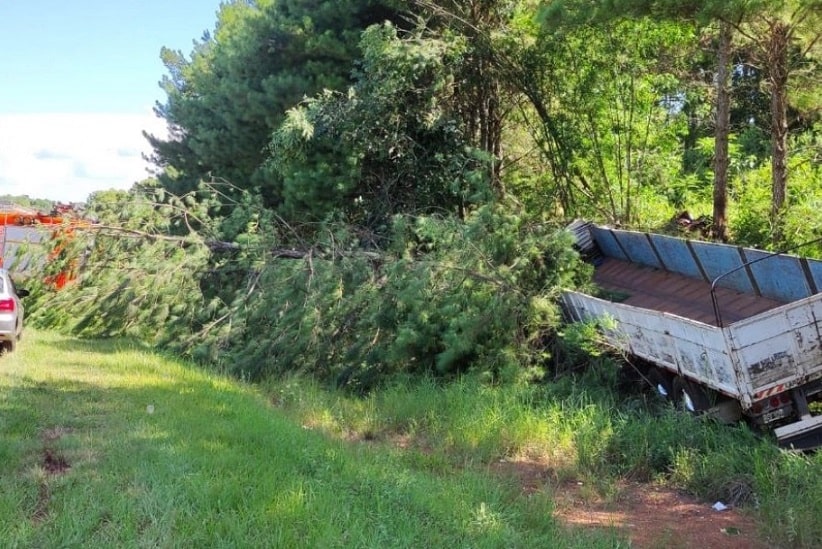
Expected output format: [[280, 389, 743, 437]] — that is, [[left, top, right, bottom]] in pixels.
[[0, 298, 15, 312]]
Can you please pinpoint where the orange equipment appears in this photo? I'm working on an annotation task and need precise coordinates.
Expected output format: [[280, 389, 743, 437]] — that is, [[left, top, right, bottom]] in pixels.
[[0, 202, 92, 288]]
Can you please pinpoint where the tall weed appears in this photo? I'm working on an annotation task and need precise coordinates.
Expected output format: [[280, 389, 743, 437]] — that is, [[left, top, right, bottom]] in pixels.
[[265, 366, 822, 546]]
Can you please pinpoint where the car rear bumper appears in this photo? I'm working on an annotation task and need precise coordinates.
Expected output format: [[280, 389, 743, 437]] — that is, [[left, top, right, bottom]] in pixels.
[[0, 314, 17, 341]]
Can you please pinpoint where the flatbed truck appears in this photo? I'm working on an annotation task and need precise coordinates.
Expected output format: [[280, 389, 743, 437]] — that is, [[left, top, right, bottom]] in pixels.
[[561, 221, 822, 450]]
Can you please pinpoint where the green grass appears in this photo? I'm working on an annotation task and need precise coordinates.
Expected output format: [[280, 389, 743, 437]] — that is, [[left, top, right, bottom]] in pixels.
[[5, 330, 822, 548], [0, 330, 621, 548], [265, 366, 822, 548]]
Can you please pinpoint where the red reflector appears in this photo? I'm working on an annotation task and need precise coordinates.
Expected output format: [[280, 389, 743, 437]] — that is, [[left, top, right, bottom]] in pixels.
[[780, 393, 791, 404], [0, 298, 14, 312], [770, 396, 780, 408], [751, 403, 763, 414]]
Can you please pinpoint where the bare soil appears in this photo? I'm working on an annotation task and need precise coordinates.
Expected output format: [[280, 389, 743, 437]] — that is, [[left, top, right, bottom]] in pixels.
[[40, 427, 72, 475], [42, 448, 71, 475], [494, 457, 773, 549], [318, 416, 777, 547], [33, 427, 73, 523]]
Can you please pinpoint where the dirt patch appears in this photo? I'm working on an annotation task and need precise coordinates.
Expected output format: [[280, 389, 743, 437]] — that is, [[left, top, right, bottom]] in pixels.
[[494, 458, 772, 549], [33, 448, 71, 522], [351, 427, 773, 547], [40, 426, 72, 475], [32, 427, 73, 523], [555, 479, 770, 548], [42, 448, 71, 475]]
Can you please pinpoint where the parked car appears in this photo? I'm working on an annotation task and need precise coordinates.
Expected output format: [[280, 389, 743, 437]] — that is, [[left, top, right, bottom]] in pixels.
[[0, 269, 28, 353]]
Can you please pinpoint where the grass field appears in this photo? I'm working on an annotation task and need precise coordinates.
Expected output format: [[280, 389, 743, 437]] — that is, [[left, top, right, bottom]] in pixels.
[[0, 329, 623, 548], [4, 329, 822, 548], [266, 368, 822, 549]]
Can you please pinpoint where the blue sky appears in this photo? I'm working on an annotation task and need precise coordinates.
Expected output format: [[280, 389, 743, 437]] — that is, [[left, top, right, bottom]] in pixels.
[[0, 1, 223, 202]]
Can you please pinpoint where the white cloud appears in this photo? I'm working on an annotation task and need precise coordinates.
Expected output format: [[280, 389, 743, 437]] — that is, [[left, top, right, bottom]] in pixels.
[[0, 112, 168, 204]]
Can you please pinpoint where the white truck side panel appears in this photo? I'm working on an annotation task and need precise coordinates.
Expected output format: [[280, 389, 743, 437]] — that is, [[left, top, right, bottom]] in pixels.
[[727, 295, 822, 401], [562, 290, 822, 407], [561, 291, 740, 397], [566, 222, 822, 448]]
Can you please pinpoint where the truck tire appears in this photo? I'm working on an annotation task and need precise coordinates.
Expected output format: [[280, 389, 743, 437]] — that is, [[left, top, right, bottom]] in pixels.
[[673, 376, 710, 414], [708, 398, 743, 424], [646, 368, 673, 401]]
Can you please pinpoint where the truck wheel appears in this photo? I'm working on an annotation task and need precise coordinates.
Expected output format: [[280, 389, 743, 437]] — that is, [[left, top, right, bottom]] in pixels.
[[708, 398, 743, 424], [646, 368, 673, 401], [673, 376, 710, 414]]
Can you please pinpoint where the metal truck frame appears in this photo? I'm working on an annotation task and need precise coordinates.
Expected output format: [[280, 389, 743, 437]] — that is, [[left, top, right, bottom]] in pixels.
[[561, 221, 822, 450]]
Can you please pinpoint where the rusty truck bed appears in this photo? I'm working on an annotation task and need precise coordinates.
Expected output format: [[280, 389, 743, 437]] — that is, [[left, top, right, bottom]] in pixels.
[[564, 222, 822, 449], [592, 257, 786, 326]]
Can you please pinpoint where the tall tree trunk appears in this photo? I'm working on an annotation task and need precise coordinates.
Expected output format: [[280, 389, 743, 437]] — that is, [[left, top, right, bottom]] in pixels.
[[713, 21, 732, 242], [767, 20, 790, 242]]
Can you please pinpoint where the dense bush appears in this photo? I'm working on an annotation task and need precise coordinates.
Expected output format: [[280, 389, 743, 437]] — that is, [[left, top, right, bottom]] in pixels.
[[216, 201, 589, 388], [267, 23, 489, 228], [26, 186, 589, 390], [24, 185, 214, 344]]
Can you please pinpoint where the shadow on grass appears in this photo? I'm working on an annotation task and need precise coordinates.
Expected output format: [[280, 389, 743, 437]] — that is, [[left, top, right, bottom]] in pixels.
[[30, 334, 152, 355], [0, 342, 621, 549]]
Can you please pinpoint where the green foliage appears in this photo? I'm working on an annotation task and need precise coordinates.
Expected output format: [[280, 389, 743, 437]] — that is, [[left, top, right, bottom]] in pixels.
[[267, 22, 491, 227], [0, 195, 55, 211], [25, 183, 215, 346], [143, 0, 819, 270], [730, 128, 822, 255], [148, 0, 401, 204], [518, 14, 695, 222], [218, 202, 587, 388], [25, 175, 588, 390]]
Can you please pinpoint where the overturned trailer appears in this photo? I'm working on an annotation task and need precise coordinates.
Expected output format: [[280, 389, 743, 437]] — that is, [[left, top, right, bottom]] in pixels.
[[561, 221, 822, 450]]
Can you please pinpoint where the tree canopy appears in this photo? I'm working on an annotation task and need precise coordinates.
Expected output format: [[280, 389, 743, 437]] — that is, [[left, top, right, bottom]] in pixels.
[[146, 0, 403, 207], [27, 0, 822, 387]]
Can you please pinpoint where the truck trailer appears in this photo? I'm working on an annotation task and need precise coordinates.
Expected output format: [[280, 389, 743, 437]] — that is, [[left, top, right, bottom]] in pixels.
[[561, 221, 822, 450]]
